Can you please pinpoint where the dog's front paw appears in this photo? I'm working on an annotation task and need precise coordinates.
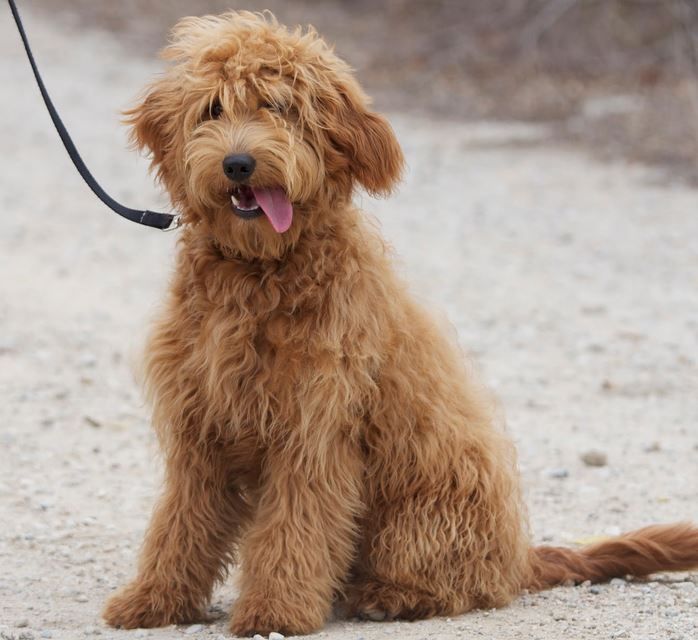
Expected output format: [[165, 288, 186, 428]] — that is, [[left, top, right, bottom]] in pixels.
[[103, 580, 204, 629], [230, 591, 324, 637]]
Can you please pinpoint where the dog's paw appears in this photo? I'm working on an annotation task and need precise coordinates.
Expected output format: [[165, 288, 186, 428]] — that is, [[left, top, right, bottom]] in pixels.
[[229, 592, 324, 637], [103, 580, 203, 629], [356, 607, 391, 621], [348, 580, 441, 622]]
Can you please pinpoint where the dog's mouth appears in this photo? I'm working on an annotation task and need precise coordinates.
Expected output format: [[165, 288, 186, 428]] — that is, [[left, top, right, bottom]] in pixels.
[[229, 185, 293, 233]]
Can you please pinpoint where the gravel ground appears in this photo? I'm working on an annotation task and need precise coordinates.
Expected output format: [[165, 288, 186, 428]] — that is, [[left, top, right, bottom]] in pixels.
[[1, 7, 697, 640]]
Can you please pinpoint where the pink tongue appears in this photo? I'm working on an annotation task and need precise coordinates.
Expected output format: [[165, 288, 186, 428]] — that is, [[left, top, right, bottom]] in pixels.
[[251, 187, 293, 233]]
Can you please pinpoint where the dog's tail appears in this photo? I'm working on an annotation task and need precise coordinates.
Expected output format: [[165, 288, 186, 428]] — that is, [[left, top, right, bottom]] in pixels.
[[527, 522, 698, 590]]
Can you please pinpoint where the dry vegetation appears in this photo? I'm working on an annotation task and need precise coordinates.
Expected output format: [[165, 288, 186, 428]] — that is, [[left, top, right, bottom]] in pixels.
[[28, 0, 698, 180]]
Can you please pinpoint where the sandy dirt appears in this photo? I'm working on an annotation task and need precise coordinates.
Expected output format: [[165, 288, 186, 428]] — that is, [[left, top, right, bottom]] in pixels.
[[1, 7, 697, 640]]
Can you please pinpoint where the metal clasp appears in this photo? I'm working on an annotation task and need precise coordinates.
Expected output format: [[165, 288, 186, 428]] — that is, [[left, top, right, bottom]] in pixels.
[[162, 214, 183, 232]]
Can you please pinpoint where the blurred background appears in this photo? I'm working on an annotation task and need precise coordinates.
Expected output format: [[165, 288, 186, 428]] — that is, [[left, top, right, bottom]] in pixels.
[[27, 0, 698, 181]]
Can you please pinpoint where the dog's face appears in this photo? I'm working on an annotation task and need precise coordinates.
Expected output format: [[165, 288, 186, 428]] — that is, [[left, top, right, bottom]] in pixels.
[[127, 12, 404, 258]]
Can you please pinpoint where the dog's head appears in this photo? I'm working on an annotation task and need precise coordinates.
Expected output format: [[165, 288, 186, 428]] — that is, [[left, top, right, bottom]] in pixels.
[[127, 11, 404, 258]]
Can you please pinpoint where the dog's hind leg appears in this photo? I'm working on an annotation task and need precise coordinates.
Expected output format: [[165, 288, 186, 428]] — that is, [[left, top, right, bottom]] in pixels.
[[229, 433, 364, 637], [103, 435, 251, 629], [346, 438, 532, 622], [346, 490, 469, 622]]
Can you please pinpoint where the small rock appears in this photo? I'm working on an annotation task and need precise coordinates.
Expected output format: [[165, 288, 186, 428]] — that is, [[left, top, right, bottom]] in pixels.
[[75, 594, 88, 603], [40, 632, 53, 639], [252, 635, 265, 640], [610, 578, 625, 587], [185, 625, 204, 634], [581, 450, 607, 467], [16, 620, 29, 628], [83, 416, 101, 428], [643, 442, 661, 453], [580, 304, 606, 315], [589, 586, 601, 594], [269, 633, 285, 640], [545, 468, 569, 479]]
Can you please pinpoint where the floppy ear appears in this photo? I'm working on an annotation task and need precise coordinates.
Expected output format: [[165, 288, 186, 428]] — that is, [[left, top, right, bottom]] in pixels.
[[123, 75, 183, 169], [322, 79, 404, 196]]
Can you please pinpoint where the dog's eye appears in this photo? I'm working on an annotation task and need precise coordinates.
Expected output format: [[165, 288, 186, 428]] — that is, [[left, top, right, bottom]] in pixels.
[[208, 100, 223, 119]]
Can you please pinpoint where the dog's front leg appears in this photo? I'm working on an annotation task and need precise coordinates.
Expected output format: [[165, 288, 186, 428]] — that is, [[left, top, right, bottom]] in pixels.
[[230, 433, 363, 637], [104, 439, 251, 629]]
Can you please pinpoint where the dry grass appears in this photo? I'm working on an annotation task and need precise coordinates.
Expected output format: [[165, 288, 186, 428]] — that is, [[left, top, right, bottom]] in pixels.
[[26, 0, 698, 180]]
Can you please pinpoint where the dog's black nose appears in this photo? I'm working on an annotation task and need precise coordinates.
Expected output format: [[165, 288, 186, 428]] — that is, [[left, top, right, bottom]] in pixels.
[[222, 154, 256, 182]]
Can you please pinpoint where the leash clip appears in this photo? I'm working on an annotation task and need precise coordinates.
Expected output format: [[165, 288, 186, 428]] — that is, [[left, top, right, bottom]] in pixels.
[[162, 214, 183, 232]]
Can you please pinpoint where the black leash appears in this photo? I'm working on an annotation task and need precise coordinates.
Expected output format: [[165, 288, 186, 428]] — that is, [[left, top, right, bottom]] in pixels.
[[7, 0, 180, 231]]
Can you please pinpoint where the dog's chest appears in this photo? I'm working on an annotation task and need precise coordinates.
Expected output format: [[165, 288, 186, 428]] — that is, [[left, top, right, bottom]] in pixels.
[[149, 248, 375, 437], [178, 279, 326, 428]]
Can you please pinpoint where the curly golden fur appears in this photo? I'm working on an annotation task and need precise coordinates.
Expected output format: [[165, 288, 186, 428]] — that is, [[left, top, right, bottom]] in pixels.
[[102, 11, 698, 637]]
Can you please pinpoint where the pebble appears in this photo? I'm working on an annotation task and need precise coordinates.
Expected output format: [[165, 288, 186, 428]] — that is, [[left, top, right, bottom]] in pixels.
[[185, 625, 204, 634], [643, 442, 661, 453], [16, 620, 29, 628], [252, 635, 265, 640], [40, 632, 53, 639], [83, 416, 101, 428], [75, 594, 88, 603], [269, 633, 285, 640], [589, 586, 601, 594], [610, 578, 626, 587], [545, 468, 569, 479], [581, 449, 607, 467]]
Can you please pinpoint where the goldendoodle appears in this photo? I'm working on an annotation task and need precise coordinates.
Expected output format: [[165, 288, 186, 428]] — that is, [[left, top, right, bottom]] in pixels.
[[103, 11, 698, 637]]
